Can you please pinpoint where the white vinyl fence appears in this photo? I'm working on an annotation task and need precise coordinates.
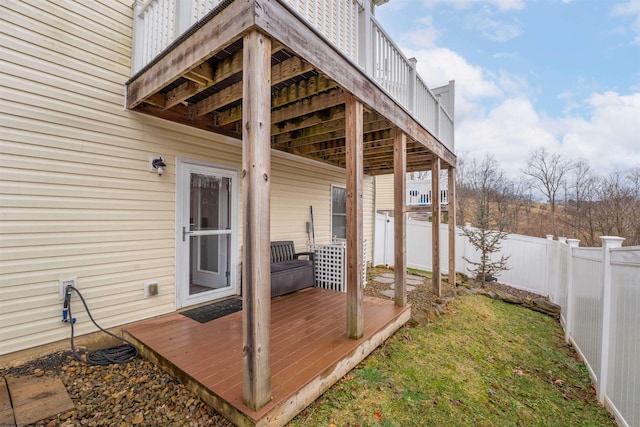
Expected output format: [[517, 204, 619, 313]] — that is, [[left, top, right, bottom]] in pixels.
[[374, 213, 640, 427]]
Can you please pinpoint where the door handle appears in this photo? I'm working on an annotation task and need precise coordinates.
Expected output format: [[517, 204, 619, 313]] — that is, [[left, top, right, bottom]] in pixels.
[[182, 226, 195, 242]]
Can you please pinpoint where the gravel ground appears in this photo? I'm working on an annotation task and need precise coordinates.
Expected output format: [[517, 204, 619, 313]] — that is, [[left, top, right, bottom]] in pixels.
[[1, 350, 233, 427], [2, 268, 542, 426]]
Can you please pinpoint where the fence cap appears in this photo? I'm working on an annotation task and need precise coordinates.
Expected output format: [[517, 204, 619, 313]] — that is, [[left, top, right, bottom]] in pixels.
[[566, 239, 580, 248], [600, 236, 625, 248]]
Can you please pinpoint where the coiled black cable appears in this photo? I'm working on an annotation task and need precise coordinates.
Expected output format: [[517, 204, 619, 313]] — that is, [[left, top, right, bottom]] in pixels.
[[65, 286, 138, 365]]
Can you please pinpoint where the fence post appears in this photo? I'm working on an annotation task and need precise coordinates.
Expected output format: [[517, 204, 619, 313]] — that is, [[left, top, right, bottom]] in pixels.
[[407, 57, 417, 114], [131, 0, 146, 74], [545, 235, 554, 296], [598, 236, 625, 403], [463, 222, 472, 276], [175, 0, 194, 38], [358, 0, 373, 75], [565, 239, 580, 343], [435, 95, 441, 138]]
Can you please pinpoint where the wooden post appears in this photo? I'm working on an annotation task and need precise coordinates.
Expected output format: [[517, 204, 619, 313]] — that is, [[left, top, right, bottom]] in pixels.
[[241, 30, 272, 411], [431, 157, 441, 297], [393, 128, 407, 307], [345, 92, 364, 339], [447, 166, 456, 286]]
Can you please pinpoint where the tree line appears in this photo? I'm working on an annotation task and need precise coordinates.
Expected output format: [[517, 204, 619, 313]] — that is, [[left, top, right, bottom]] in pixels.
[[455, 147, 640, 246]]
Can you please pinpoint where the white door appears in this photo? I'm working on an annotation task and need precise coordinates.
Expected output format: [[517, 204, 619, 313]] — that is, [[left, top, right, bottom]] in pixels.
[[177, 161, 238, 308]]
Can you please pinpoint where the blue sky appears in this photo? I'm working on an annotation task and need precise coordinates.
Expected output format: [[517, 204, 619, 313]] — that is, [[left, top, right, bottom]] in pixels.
[[376, 0, 640, 177]]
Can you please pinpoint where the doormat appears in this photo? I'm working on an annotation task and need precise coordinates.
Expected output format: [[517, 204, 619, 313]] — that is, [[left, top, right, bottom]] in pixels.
[[181, 298, 242, 323]]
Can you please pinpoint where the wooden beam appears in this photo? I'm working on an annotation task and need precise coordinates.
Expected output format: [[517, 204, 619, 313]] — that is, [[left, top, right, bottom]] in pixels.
[[241, 30, 272, 412], [253, 0, 456, 166], [394, 128, 407, 307], [345, 92, 364, 340], [273, 118, 391, 151], [192, 56, 313, 117], [405, 205, 450, 213], [165, 51, 243, 109], [272, 87, 345, 124], [448, 166, 457, 285], [271, 105, 344, 136], [126, 0, 252, 109], [432, 157, 441, 297], [183, 61, 214, 85], [134, 103, 240, 139], [216, 82, 343, 127]]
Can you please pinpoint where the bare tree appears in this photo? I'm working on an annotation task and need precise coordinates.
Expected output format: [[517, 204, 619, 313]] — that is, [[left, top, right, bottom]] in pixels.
[[627, 168, 640, 245], [522, 147, 574, 234]]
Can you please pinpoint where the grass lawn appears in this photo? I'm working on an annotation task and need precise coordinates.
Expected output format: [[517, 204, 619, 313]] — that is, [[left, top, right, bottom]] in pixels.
[[290, 295, 615, 426]]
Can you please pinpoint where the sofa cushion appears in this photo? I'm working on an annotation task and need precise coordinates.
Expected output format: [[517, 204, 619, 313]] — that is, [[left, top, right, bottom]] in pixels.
[[271, 259, 313, 273]]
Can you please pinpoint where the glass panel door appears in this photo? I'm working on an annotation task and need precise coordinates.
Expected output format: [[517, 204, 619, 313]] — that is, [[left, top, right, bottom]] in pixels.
[[189, 173, 231, 291], [177, 162, 238, 308]]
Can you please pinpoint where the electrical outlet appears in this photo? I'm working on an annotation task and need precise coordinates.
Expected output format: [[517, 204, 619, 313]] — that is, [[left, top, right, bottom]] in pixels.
[[144, 281, 159, 298], [59, 278, 78, 300]]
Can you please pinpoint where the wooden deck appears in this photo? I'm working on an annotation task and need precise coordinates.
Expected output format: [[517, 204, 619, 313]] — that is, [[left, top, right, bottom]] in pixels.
[[123, 288, 410, 427]]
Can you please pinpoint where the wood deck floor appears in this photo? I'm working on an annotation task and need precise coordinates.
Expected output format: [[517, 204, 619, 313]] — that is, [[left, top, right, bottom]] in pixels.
[[124, 288, 410, 427]]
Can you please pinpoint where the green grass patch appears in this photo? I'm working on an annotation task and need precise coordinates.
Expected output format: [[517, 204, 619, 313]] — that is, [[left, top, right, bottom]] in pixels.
[[407, 267, 432, 278], [290, 295, 615, 426]]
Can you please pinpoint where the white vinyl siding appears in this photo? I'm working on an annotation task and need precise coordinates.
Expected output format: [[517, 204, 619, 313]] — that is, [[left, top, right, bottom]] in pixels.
[[375, 173, 394, 212], [0, 0, 374, 355]]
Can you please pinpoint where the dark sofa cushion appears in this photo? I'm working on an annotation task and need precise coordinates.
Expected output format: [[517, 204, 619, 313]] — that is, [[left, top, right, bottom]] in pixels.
[[271, 259, 313, 273]]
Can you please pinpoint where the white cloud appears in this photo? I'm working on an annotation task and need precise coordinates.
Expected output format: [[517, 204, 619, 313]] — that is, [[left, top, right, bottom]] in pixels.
[[422, 0, 524, 12], [401, 47, 504, 124], [465, 9, 521, 42], [612, 0, 640, 44], [552, 92, 640, 174], [400, 16, 440, 48], [456, 98, 560, 177]]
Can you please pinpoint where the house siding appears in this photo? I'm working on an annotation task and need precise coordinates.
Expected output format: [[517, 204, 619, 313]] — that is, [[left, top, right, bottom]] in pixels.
[[0, 0, 373, 355], [375, 174, 395, 212]]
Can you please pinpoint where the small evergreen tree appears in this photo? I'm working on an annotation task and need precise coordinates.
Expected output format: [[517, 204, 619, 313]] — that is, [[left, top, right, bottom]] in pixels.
[[462, 206, 510, 285], [461, 154, 511, 286]]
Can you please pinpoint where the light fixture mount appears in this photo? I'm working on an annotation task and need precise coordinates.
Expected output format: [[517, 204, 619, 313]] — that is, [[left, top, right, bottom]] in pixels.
[[149, 156, 167, 176]]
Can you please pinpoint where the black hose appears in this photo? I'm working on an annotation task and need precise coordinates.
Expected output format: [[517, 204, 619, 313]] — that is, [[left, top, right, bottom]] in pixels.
[[65, 286, 138, 365]]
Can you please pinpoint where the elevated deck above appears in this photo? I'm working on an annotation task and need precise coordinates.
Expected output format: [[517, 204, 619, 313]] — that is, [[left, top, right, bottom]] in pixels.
[[127, 0, 455, 174]]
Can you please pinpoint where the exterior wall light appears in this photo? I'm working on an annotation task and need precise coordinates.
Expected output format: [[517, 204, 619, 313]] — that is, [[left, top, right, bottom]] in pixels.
[[149, 156, 167, 176]]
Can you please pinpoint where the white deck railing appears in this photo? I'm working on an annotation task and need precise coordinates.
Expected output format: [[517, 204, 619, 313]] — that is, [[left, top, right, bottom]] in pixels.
[[406, 179, 449, 207], [131, 0, 455, 152]]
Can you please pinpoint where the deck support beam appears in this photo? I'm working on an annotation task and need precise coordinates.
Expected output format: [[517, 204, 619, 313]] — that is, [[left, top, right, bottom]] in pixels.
[[241, 30, 272, 411], [393, 128, 407, 307], [345, 93, 364, 339], [432, 157, 442, 297], [448, 166, 457, 286]]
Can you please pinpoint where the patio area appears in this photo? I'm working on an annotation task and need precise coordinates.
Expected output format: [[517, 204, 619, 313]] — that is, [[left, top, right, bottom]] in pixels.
[[123, 288, 410, 427]]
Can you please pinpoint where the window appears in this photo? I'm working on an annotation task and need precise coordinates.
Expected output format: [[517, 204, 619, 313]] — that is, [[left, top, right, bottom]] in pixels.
[[331, 186, 346, 239]]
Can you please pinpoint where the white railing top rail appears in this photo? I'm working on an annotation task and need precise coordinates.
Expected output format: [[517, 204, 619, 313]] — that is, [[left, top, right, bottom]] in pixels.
[[131, 0, 455, 152]]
